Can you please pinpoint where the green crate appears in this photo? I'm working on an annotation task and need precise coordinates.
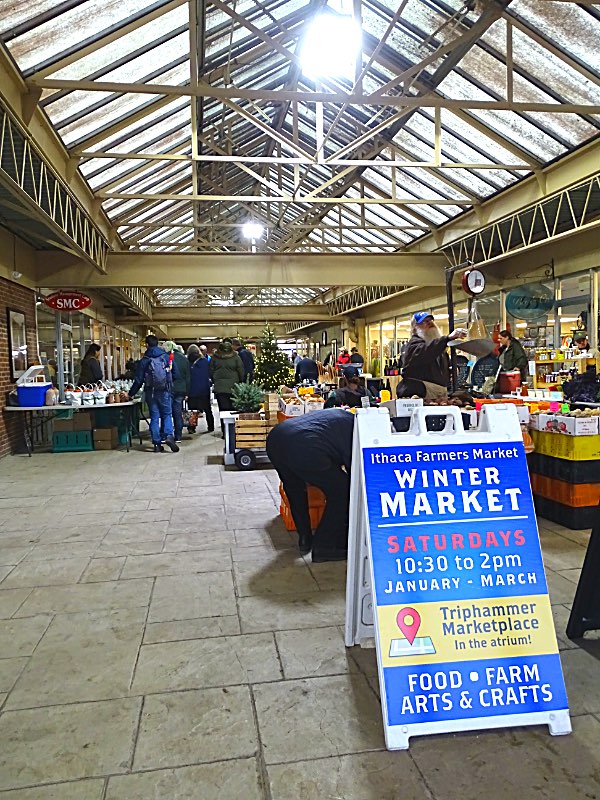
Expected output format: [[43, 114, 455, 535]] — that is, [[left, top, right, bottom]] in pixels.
[[52, 431, 94, 452]]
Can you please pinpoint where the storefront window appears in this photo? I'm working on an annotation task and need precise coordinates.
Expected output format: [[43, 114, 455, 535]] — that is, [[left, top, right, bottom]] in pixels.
[[368, 322, 381, 376], [381, 319, 395, 371]]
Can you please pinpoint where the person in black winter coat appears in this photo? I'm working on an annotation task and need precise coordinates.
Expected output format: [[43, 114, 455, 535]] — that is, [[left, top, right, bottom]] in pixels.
[[266, 409, 354, 562], [295, 356, 319, 383], [232, 338, 255, 382], [187, 345, 214, 433]]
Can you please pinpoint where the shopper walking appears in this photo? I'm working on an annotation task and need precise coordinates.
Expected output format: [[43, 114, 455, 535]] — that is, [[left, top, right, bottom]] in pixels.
[[78, 343, 103, 385], [266, 409, 355, 562], [162, 341, 190, 442], [295, 355, 319, 383], [187, 344, 214, 433], [232, 338, 255, 382], [349, 347, 364, 366], [210, 340, 244, 435], [129, 334, 180, 453], [498, 329, 528, 383]]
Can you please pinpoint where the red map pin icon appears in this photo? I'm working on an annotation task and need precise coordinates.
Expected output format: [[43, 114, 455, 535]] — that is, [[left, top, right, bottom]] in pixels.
[[396, 607, 421, 645]]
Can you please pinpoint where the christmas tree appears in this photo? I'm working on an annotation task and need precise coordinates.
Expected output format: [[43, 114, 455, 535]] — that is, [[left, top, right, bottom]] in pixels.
[[253, 324, 294, 391]]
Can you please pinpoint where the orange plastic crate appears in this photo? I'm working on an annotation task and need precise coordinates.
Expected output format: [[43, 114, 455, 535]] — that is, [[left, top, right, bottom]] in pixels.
[[279, 499, 325, 531], [279, 483, 326, 507], [529, 473, 600, 508]]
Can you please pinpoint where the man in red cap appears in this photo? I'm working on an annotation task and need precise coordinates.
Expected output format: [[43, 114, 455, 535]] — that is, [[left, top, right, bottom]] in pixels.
[[397, 311, 467, 400]]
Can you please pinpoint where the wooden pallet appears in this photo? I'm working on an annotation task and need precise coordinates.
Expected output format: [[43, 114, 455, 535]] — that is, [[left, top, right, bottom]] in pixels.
[[235, 418, 277, 449]]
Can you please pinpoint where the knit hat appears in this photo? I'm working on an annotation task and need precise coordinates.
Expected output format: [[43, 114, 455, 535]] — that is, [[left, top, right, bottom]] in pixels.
[[162, 340, 177, 352], [217, 341, 234, 354]]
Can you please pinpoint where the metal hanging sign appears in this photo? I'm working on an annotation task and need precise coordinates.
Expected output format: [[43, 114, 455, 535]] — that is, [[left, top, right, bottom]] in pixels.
[[44, 291, 92, 312], [505, 284, 554, 321], [346, 404, 570, 749]]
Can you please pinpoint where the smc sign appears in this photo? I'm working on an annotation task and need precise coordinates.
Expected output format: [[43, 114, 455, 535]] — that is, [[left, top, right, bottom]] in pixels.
[[44, 291, 92, 312]]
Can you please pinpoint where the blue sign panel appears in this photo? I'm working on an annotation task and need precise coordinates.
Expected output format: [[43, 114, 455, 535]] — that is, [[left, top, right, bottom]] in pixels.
[[362, 439, 570, 741]]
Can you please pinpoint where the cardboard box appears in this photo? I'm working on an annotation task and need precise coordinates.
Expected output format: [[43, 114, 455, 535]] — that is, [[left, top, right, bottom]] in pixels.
[[553, 415, 599, 436], [304, 398, 325, 414], [93, 427, 118, 444], [53, 418, 76, 433], [73, 412, 93, 431], [94, 439, 116, 450], [278, 397, 304, 416]]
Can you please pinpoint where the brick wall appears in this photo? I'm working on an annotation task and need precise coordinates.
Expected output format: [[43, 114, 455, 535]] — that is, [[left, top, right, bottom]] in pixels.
[[0, 277, 38, 458]]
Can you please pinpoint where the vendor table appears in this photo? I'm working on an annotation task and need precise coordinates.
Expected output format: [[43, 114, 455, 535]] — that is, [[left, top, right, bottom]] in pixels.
[[2, 400, 143, 456]]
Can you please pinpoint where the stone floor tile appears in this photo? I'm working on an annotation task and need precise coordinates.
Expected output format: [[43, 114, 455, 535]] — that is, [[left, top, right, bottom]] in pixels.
[[226, 511, 280, 530], [0, 558, 90, 589], [0, 697, 142, 790], [5, 608, 146, 709], [306, 559, 348, 591], [14, 578, 153, 616], [94, 539, 165, 557], [0, 589, 32, 619], [0, 778, 105, 799], [558, 568, 582, 585], [0, 656, 28, 692], [552, 603, 579, 650], [254, 674, 384, 764], [233, 527, 294, 549], [0, 692, 6, 708], [133, 686, 257, 770], [546, 569, 578, 605], [347, 644, 378, 677], [37, 526, 111, 544], [268, 751, 430, 800], [560, 648, 600, 715], [104, 521, 170, 542], [276, 626, 356, 679], [143, 615, 241, 644], [238, 591, 346, 633], [23, 542, 100, 561], [0, 615, 52, 656], [410, 713, 600, 800], [0, 546, 32, 565], [80, 557, 126, 583], [0, 565, 14, 581], [39, 513, 123, 531], [163, 531, 235, 551], [169, 512, 228, 532], [119, 509, 173, 524], [132, 632, 281, 693], [105, 759, 263, 800], [542, 539, 587, 572], [233, 558, 320, 597], [120, 549, 232, 579], [148, 572, 236, 622]]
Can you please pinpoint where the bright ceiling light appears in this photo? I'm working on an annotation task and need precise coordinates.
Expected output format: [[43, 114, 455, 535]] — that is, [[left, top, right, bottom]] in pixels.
[[242, 222, 263, 240], [301, 13, 362, 80]]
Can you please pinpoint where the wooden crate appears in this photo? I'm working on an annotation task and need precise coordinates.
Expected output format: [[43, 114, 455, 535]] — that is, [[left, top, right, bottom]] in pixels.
[[235, 418, 277, 449]]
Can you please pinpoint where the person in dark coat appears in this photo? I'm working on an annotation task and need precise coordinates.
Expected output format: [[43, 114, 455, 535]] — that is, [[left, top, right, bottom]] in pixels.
[[129, 335, 180, 453], [397, 311, 466, 400], [78, 344, 103, 385], [325, 369, 376, 408], [163, 341, 191, 442], [498, 330, 529, 383], [232, 338, 255, 382], [266, 409, 354, 562], [210, 340, 245, 435], [349, 347, 364, 365], [295, 356, 319, 383], [187, 345, 214, 433]]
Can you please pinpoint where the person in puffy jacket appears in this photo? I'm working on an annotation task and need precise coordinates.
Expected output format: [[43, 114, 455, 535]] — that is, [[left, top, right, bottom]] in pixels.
[[129, 335, 180, 453], [209, 340, 244, 435], [188, 345, 214, 433], [162, 341, 190, 442]]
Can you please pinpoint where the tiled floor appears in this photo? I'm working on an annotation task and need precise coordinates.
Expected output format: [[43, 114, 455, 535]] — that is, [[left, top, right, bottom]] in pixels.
[[0, 428, 599, 798]]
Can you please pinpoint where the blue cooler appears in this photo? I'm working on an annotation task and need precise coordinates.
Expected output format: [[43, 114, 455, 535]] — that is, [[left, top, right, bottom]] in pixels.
[[16, 365, 52, 407]]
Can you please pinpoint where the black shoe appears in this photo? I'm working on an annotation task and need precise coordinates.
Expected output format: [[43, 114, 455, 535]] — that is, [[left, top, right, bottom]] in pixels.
[[165, 436, 180, 453], [207, 428, 214, 433], [153, 443, 165, 453], [298, 532, 313, 555], [311, 549, 348, 563]]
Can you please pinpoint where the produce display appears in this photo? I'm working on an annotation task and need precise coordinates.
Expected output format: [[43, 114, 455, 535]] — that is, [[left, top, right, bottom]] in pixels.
[[65, 381, 133, 406]]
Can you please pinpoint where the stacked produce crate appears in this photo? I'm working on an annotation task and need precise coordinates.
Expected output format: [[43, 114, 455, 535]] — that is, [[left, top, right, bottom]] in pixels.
[[529, 424, 600, 529]]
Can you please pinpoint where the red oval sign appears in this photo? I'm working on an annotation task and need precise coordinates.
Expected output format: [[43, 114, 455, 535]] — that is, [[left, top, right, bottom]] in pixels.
[[44, 291, 92, 312]]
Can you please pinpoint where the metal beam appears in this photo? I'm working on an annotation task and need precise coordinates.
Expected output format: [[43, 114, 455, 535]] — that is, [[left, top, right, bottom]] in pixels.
[[119, 304, 334, 324], [35, 252, 447, 288], [166, 323, 287, 339], [29, 79, 600, 114]]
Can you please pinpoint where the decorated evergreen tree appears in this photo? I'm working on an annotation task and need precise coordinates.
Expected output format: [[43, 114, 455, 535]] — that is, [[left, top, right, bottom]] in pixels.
[[253, 324, 294, 391]]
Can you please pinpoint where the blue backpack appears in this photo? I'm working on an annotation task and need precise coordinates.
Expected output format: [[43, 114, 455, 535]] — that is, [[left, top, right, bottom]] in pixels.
[[145, 354, 171, 392]]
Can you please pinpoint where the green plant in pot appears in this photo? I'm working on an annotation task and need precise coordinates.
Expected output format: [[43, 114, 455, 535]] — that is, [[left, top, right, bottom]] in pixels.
[[232, 382, 264, 418]]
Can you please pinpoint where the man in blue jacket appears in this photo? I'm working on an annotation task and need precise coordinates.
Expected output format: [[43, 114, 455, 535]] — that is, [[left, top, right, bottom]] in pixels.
[[129, 335, 181, 453]]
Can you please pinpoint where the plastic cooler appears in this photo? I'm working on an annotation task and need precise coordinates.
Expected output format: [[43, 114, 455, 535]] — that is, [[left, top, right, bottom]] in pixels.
[[497, 370, 521, 393], [16, 365, 52, 407]]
